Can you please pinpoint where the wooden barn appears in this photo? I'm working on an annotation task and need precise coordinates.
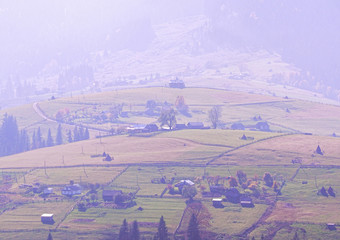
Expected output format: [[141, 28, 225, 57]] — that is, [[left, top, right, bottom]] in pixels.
[[41, 214, 54, 224]]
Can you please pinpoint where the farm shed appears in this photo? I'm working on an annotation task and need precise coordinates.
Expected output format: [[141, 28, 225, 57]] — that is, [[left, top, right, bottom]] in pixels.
[[43, 188, 53, 194], [102, 190, 123, 201], [41, 214, 54, 224], [240, 197, 254, 208], [169, 78, 185, 88], [327, 223, 336, 230], [143, 124, 159, 132], [212, 198, 224, 208]]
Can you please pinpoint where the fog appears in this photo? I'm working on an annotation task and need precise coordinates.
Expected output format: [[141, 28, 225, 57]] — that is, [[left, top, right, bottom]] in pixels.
[[1, 0, 340, 106]]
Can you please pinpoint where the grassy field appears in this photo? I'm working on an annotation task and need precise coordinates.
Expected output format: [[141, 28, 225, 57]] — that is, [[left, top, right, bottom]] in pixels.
[[62, 197, 186, 234], [11, 166, 125, 190], [212, 134, 340, 166], [0, 201, 75, 231]]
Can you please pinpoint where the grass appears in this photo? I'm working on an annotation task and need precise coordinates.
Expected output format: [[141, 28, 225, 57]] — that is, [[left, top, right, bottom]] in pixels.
[[212, 134, 340, 166], [12, 166, 125, 190], [0, 201, 74, 231], [62, 197, 186, 233], [158, 129, 282, 148], [0, 134, 227, 168], [207, 202, 268, 235]]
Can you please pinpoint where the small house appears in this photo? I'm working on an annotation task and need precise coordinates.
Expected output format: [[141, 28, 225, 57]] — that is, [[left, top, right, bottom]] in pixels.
[[103, 154, 113, 161], [174, 180, 195, 193], [212, 198, 224, 208], [240, 197, 254, 208], [224, 188, 240, 204], [102, 190, 123, 201], [43, 188, 53, 194], [61, 183, 82, 196], [187, 122, 204, 129], [41, 214, 54, 224], [327, 223, 336, 230], [169, 78, 185, 88], [255, 122, 270, 131], [143, 124, 159, 132]]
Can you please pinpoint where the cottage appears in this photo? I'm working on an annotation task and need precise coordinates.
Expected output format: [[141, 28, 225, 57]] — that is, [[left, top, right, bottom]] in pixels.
[[41, 214, 54, 224], [174, 180, 195, 193], [143, 124, 158, 132], [102, 190, 123, 202], [169, 78, 185, 88], [61, 183, 82, 196], [212, 198, 224, 208], [327, 223, 336, 230], [255, 121, 270, 131], [187, 122, 204, 129], [43, 188, 53, 194], [224, 188, 240, 203], [240, 197, 254, 208]]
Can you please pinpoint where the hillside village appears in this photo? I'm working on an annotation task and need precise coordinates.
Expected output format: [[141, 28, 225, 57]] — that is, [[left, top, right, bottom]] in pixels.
[[0, 85, 339, 240]]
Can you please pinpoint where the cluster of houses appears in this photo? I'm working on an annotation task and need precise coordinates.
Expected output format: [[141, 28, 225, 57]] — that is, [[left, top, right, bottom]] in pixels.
[[127, 122, 209, 134]]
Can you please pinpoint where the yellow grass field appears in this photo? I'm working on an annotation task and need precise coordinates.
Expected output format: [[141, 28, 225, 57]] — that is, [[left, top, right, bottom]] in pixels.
[[212, 134, 340, 166]]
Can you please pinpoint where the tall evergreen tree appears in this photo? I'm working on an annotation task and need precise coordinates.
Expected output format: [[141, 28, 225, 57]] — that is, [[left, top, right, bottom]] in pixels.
[[47, 232, 53, 240], [84, 128, 90, 140], [56, 124, 62, 145], [37, 127, 42, 148], [119, 219, 129, 240], [46, 128, 54, 147], [79, 126, 84, 140], [187, 214, 201, 240], [154, 216, 169, 240], [130, 220, 140, 240], [31, 130, 37, 150], [67, 130, 73, 143], [73, 126, 79, 142], [0, 114, 19, 156]]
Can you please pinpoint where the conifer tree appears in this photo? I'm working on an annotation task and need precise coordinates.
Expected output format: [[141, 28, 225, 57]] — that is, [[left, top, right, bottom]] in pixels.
[[46, 128, 54, 147], [154, 216, 169, 240], [187, 214, 201, 240], [0, 114, 19, 156], [67, 130, 73, 143], [37, 127, 42, 148], [292, 232, 299, 240], [47, 232, 53, 240], [84, 128, 90, 140], [31, 130, 37, 150], [130, 220, 140, 240], [119, 219, 129, 240], [79, 126, 84, 140], [56, 124, 62, 145], [73, 126, 79, 142]]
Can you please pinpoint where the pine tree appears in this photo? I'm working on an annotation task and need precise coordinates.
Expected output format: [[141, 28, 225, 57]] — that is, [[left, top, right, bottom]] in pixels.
[[84, 128, 90, 140], [154, 216, 169, 240], [0, 114, 20, 156], [47, 232, 53, 240], [252, 237, 255, 240], [130, 220, 140, 240], [46, 128, 54, 147], [187, 214, 201, 240], [119, 219, 129, 240], [67, 130, 73, 143], [31, 130, 37, 150], [79, 126, 84, 140], [37, 127, 42, 148], [56, 124, 62, 145], [73, 126, 79, 142]]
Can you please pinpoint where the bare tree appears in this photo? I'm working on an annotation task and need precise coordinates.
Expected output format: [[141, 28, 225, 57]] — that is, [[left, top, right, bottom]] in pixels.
[[208, 106, 221, 129]]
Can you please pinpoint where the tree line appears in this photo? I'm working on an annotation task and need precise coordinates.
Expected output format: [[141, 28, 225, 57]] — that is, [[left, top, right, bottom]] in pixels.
[[0, 114, 89, 157]]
